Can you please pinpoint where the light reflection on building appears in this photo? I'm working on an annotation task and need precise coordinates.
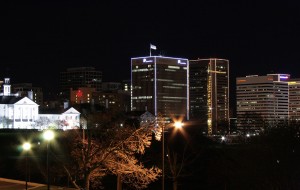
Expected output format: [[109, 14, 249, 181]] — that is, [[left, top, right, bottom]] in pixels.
[[131, 56, 189, 120], [189, 58, 229, 135]]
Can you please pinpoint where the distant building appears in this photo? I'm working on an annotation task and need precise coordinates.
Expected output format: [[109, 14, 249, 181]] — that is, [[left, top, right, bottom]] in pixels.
[[70, 87, 96, 104], [12, 83, 43, 106], [122, 79, 131, 93], [236, 74, 289, 132], [92, 91, 130, 112], [131, 56, 189, 120], [189, 58, 229, 135], [69, 86, 130, 112], [59, 67, 102, 100], [102, 82, 122, 91]]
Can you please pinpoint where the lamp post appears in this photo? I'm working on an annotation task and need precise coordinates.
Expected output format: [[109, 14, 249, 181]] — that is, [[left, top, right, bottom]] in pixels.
[[23, 142, 31, 190], [43, 130, 54, 190], [162, 121, 183, 190], [162, 122, 165, 190]]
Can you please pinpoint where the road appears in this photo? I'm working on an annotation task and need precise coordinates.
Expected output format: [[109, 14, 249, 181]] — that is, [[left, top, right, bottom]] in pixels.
[[0, 178, 76, 190]]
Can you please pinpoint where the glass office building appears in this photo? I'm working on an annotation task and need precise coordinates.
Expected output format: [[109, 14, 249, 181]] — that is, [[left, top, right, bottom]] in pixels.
[[189, 58, 229, 135], [131, 56, 189, 120]]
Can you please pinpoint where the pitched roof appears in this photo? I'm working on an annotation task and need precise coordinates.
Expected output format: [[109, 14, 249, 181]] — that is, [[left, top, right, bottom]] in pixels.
[[63, 107, 81, 114]]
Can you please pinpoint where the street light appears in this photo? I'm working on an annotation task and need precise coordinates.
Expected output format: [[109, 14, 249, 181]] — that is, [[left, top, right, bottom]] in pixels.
[[43, 130, 54, 190], [22, 142, 31, 190], [174, 121, 184, 129], [162, 120, 183, 190], [221, 136, 226, 141]]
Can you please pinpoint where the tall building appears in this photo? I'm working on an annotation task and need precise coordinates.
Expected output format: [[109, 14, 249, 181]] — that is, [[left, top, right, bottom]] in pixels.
[[288, 78, 300, 123], [131, 56, 189, 120], [59, 67, 102, 100], [236, 74, 289, 132], [189, 58, 229, 135]]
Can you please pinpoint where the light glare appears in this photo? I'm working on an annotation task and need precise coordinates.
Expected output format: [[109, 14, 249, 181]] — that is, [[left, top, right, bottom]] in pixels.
[[174, 121, 183, 129], [43, 130, 54, 141], [23, 142, 31, 151]]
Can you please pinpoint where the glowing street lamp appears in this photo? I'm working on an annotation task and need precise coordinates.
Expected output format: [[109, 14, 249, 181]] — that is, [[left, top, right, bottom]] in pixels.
[[174, 121, 184, 129], [23, 142, 31, 151], [43, 130, 54, 190], [221, 136, 226, 141], [22, 142, 31, 190], [43, 130, 54, 141]]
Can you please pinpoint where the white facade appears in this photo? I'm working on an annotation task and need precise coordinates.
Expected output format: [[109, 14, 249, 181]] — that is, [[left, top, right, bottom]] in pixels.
[[38, 107, 81, 130], [0, 96, 39, 129], [236, 74, 289, 131], [0, 78, 81, 130]]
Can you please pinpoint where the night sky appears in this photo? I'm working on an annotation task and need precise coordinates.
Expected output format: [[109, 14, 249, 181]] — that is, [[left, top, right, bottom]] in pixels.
[[1, 1, 300, 96]]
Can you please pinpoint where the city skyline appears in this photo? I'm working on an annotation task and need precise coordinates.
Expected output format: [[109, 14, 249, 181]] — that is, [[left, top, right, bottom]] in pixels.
[[1, 1, 300, 93]]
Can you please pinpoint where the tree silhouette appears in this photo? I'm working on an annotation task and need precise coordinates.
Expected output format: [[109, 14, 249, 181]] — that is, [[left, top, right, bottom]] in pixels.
[[56, 112, 163, 190]]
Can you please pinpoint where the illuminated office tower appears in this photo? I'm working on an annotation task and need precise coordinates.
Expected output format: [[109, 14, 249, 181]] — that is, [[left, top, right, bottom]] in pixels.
[[288, 78, 300, 123], [189, 58, 229, 135], [236, 74, 289, 131], [131, 56, 189, 120]]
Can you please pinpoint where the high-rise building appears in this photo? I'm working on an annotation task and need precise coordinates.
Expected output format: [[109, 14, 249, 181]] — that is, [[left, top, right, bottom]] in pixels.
[[131, 56, 189, 120], [236, 74, 289, 132], [189, 58, 229, 135], [59, 67, 102, 100], [288, 78, 300, 123]]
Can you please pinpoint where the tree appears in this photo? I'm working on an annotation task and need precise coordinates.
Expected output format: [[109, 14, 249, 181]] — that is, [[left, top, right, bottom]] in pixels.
[[31, 117, 61, 130], [165, 130, 199, 190], [56, 113, 162, 190]]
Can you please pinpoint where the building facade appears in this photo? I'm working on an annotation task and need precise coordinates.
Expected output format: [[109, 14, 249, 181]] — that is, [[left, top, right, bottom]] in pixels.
[[189, 58, 229, 135], [236, 74, 289, 132], [70, 87, 96, 104], [288, 78, 300, 124], [0, 78, 80, 130], [12, 83, 43, 106], [38, 107, 80, 130], [93, 91, 130, 112], [131, 56, 189, 120], [59, 67, 102, 99]]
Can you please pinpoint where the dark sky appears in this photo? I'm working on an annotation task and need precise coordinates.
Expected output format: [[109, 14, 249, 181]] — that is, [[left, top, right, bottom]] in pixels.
[[1, 1, 300, 96]]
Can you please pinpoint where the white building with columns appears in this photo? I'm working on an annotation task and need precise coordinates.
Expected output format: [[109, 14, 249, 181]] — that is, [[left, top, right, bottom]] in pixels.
[[0, 78, 80, 130]]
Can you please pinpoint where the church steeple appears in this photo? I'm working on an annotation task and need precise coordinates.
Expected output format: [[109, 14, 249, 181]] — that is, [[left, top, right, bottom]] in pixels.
[[3, 78, 11, 96]]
